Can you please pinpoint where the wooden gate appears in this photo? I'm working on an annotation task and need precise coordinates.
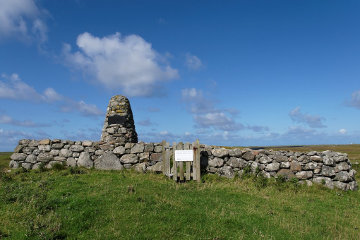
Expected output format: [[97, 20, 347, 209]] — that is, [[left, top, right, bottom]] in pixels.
[[161, 140, 201, 182]]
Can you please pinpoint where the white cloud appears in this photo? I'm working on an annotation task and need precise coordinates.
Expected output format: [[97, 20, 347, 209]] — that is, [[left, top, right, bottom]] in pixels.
[[339, 128, 347, 134], [289, 107, 326, 128], [348, 90, 360, 109], [63, 32, 179, 97], [0, 0, 47, 43], [185, 53, 203, 70], [0, 73, 103, 116], [0, 114, 49, 127]]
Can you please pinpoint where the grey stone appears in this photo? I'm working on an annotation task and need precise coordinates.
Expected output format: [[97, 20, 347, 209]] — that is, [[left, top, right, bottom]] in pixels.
[[150, 153, 162, 162], [51, 143, 64, 149], [335, 162, 350, 172], [66, 157, 77, 167], [72, 152, 80, 158], [208, 157, 224, 167], [334, 155, 347, 163], [229, 148, 242, 157], [28, 140, 38, 147], [70, 145, 84, 152], [307, 151, 317, 156], [242, 151, 255, 161], [276, 169, 295, 180], [333, 181, 348, 191], [38, 145, 51, 151], [14, 145, 23, 153], [273, 154, 288, 162], [50, 149, 60, 156], [212, 148, 228, 158], [290, 161, 302, 172], [296, 171, 313, 179], [10, 153, 27, 161], [113, 146, 126, 155], [258, 155, 272, 164], [265, 162, 280, 171], [323, 156, 335, 166], [139, 152, 150, 162], [21, 162, 32, 169], [120, 154, 138, 164], [298, 155, 310, 163], [82, 140, 93, 147], [46, 161, 62, 169], [304, 162, 318, 170], [59, 149, 72, 157], [228, 157, 247, 168], [32, 162, 42, 170], [78, 152, 93, 168], [321, 166, 336, 177], [134, 162, 147, 173], [37, 153, 53, 162], [334, 171, 352, 182], [251, 162, 259, 172], [144, 143, 154, 152], [310, 156, 322, 162], [280, 162, 290, 168], [9, 160, 19, 168], [154, 146, 163, 153], [25, 154, 37, 163], [219, 166, 234, 178], [147, 162, 162, 172], [95, 152, 123, 170], [95, 150, 104, 156], [131, 143, 145, 154], [349, 181, 358, 191], [54, 156, 66, 161], [39, 139, 51, 145], [349, 169, 356, 178]]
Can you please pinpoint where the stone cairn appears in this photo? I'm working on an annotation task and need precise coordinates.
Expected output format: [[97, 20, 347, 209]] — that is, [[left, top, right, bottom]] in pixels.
[[101, 95, 138, 144], [8, 95, 358, 191]]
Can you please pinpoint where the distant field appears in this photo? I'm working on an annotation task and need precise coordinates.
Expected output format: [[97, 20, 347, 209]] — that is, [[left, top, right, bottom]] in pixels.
[[0, 146, 359, 239]]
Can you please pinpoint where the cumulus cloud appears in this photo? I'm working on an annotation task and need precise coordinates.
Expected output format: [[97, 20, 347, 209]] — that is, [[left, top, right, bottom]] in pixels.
[[63, 32, 179, 97], [289, 107, 326, 128], [0, 73, 103, 116], [339, 128, 347, 134], [0, 114, 50, 127], [0, 0, 47, 43], [348, 90, 360, 109], [185, 53, 203, 70]]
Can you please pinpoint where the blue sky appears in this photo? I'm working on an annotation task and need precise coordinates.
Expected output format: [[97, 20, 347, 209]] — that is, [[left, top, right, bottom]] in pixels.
[[1, 0, 360, 151]]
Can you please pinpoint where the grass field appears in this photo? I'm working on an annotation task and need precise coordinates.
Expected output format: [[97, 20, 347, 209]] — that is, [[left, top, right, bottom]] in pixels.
[[0, 145, 360, 239]]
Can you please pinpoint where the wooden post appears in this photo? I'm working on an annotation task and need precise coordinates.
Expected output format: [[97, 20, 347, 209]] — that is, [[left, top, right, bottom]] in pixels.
[[184, 142, 191, 181], [193, 139, 201, 182], [162, 140, 170, 177], [178, 142, 184, 181], [172, 142, 177, 182]]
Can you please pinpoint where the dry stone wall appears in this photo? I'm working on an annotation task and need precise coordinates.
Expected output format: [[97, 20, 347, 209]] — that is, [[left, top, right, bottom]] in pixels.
[[9, 139, 358, 191]]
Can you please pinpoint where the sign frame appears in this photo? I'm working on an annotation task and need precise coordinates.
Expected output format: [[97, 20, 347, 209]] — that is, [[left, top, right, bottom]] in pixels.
[[175, 150, 194, 162]]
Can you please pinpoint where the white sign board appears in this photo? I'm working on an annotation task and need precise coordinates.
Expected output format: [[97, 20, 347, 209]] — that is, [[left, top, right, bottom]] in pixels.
[[175, 150, 193, 162]]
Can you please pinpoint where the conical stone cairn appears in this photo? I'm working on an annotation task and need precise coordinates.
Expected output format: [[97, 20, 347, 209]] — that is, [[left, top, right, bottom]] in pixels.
[[101, 95, 138, 144]]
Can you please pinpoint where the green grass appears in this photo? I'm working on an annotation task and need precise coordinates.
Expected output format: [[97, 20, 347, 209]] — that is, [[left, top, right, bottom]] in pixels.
[[0, 147, 360, 239]]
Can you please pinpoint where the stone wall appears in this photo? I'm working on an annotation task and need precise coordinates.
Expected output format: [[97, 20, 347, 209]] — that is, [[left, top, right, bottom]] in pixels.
[[9, 139, 358, 191]]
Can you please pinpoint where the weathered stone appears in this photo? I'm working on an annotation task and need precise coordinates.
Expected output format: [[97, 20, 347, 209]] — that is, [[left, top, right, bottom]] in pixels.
[[228, 157, 247, 168], [72, 152, 80, 158], [208, 157, 224, 167], [298, 155, 310, 163], [258, 155, 272, 164], [95, 150, 104, 156], [229, 148, 242, 157], [78, 152, 93, 168], [296, 171, 313, 179], [265, 162, 280, 171], [335, 162, 350, 172], [54, 156, 66, 161], [120, 154, 138, 164], [10, 153, 27, 161], [349, 181, 358, 191], [147, 162, 162, 172], [242, 151, 255, 161], [131, 143, 145, 154], [323, 156, 335, 166], [144, 143, 154, 152], [333, 181, 348, 191], [212, 148, 228, 158], [139, 152, 150, 162], [290, 161, 302, 172], [51, 143, 64, 149], [70, 145, 84, 152], [19, 139, 31, 145], [46, 161, 62, 169], [307, 151, 317, 156], [25, 154, 37, 163], [21, 162, 32, 170], [28, 140, 38, 147], [134, 162, 147, 173], [50, 149, 60, 156], [37, 153, 53, 162], [22, 147, 35, 154], [32, 162, 42, 170], [349, 169, 357, 178], [95, 152, 123, 170], [251, 162, 259, 172], [273, 154, 288, 162], [154, 145, 163, 153], [280, 162, 290, 168], [66, 157, 77, 167], [82, 140, 93, 147], [334, 171, 352, 182], [38, 145, 51, 151], [310, 156, 322, 162], [334, 155, 347, 163], [39, 139, 50, 145], [219, 166, 234, 178], [9, 160, 19, 168], [276, 169, 295, 180], [113, 146, 126, 155], [14, 145, 23, 153], [304, 162, 318, 170], [321, 166, 336, 177], [313, 177, 332, 185], [59, 149, 72, 158], [150, 153, 162, 162]]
